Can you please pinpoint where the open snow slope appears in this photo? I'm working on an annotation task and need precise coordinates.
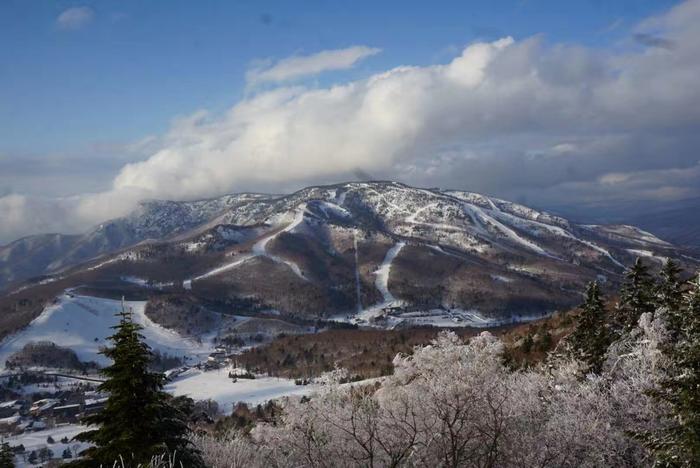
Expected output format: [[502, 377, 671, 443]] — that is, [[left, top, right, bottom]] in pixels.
[[165, 366, 317, 412], [374, 242, 405, 305], [0, 293, 213, 368]]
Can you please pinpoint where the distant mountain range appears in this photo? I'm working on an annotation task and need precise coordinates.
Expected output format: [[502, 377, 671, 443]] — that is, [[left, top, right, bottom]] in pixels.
[[1, 181, 697, 328], [550, 197, 700, 250]]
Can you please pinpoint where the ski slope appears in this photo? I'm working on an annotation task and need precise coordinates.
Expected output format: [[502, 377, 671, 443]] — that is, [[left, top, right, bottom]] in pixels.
[[252, 204, 308, 280], [355, 242, 405, 323], [0, 293, 213, 369], [183, 204, 309, 288]]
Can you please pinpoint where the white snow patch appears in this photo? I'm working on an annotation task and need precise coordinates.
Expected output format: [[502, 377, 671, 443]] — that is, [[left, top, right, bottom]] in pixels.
[[193, 255, 254, 281], [0, 294, 213, 369], [627, 249, 668, 264], [374, 242, 405, 305], [165, 366, 317, 412], [183, 204, 309, 287], [491, 274, 513, 283], [251, 204, 307, 280], [354, 242, 405, 323]]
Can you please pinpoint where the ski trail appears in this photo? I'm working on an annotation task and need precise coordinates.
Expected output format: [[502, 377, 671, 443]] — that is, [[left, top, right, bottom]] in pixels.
[[353, 241, 405, 323], [183, 205, 308, 288], [374, 242, 405, 304], [336, 189, 347, 206], [488, 209, 625, 269], [580, 240, 626, 269], [464, 203, 553, 257], [405, 202, 437, 224], [252, 204, 307, 280], [194, 256, 254, 281], [354, 230, 362, 313]]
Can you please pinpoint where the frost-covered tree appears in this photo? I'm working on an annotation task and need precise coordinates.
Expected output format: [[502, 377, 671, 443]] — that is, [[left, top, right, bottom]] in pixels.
[[72, 306, 203, 467], [615, 258, 656, 332], [195, 330, 668, 467], [567, 281, 610, 373]]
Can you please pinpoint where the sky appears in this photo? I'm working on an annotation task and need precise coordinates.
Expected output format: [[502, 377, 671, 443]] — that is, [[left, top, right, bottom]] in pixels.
[[1, 0, 699, 243]]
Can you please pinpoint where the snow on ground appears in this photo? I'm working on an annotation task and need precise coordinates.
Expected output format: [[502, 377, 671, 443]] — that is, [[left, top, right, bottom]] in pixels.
[[85, 251, 139, 272], [313, 200, 351, 219], [6, 423, 89, 467], [354, 242, 405, 323], [627, 248, 669, 264], [184, 204, 309, 287], [192, 255, 254, 282], [252, 204, 308, 280], [468, 204, 552, 257], [165, 367, 317, 412], [374, 242, 405, 304], [491, 274, 513, 283], [0, 294, 214, 369]]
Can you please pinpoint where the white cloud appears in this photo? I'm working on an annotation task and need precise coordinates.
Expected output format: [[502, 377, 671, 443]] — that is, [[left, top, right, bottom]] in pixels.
[[247, 46, 381, 85], [3, 1, 700, 243], [56, 6, 94, 30]]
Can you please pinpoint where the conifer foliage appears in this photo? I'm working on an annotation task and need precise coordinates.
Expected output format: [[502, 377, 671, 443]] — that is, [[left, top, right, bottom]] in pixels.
[[657, 259, 684, 308], [646, 273, 700, 466], [656, 259, 685, 325], [0, 442, 14, 468], [568, 281, 609, 373], [71, 304, 202, 467], [615, 258, 656, 332]]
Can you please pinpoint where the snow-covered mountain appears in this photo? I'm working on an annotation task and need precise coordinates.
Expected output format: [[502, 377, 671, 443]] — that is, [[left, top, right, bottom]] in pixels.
[[2, 181, 696, 328], [0, 193, 273, 289]]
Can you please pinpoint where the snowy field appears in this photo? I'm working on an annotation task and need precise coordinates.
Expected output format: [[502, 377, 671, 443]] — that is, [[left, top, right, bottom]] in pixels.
[[0, 293, 214, 368], [165, 366, 317, 412], [4, 423, 88, 467]]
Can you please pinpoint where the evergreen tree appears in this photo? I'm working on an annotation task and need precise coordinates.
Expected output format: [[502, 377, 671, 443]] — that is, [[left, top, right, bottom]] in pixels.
[[656, 259, 684, 312], [644, 273, 700, 466], [615, 258, 656, 332], [71, 305, 202, 467], [0, 442, 14, 468], [568, 281, 610, 373]]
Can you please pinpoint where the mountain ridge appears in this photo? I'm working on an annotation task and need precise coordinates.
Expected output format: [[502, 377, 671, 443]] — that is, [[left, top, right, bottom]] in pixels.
[[2, 181, 695, 331]]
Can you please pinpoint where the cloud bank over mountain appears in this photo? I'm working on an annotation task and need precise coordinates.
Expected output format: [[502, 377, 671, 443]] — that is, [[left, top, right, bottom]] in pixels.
[[1, 0, 700, 244]]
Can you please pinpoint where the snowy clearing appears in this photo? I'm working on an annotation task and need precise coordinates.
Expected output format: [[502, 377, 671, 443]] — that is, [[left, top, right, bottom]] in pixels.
[[165, 367, 317, 412]]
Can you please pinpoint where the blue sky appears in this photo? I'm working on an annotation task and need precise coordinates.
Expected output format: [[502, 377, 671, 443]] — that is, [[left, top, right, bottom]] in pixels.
[[0, 0, 677, 153], [1, 0, 699, 243]]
